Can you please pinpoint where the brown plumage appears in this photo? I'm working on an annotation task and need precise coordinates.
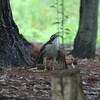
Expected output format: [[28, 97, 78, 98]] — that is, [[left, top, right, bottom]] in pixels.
[[56, 50, 68, 69]]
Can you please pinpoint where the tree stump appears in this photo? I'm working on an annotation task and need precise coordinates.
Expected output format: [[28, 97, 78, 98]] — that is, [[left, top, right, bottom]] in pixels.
[[51, 69, 85, 100]]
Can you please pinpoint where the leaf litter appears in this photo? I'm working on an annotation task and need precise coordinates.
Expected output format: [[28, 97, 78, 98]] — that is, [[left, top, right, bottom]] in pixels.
[[0, 44, 100, 100]]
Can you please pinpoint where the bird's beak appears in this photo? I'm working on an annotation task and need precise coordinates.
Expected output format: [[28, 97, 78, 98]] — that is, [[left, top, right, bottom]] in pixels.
[[58, 35, 62, 38], [56, 34, 60, 37]]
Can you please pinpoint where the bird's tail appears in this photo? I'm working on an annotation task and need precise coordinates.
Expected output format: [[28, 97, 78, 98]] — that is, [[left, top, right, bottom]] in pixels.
[[56, 50, 68, 69]]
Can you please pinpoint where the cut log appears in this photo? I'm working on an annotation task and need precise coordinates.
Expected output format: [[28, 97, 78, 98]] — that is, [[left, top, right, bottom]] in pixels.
[[52, 69, 85, 100]]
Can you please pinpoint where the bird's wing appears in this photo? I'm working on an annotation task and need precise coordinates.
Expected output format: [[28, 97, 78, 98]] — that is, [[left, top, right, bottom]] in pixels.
[[56, 49, 68, 69], [36, 40, 53, 64], [36, 43, 46, 64]]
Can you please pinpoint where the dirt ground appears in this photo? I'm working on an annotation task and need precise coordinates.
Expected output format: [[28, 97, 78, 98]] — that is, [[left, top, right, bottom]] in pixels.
[[0, 44, 100, 100]]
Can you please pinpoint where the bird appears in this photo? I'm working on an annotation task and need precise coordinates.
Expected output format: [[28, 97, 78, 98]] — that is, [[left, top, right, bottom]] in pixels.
[[36, 34, 68, 70]]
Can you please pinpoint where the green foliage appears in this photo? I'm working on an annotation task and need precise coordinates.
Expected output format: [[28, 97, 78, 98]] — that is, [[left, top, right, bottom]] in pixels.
[[10, 0, 100, 45]]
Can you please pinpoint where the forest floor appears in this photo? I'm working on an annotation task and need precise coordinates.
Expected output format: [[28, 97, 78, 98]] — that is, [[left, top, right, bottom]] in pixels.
[[0, 43, 100, 100]]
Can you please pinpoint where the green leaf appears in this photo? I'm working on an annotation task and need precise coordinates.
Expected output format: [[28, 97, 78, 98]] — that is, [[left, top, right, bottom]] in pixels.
[[65, 28, 71, 31], [65, 15, 68, 19], [65, 31, 71, 34], [50, 5, 56, 8], [52, 22, 60, 25], [60, 3, 63, 6]]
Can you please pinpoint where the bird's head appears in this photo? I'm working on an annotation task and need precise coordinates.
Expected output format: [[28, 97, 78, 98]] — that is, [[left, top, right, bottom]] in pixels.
[[50, 34, 60, 41]]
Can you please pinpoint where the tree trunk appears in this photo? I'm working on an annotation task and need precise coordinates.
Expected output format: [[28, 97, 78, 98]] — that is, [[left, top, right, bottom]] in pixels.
[[72, 0, 99, 58], [52, 69, 85, 100], [0, 0, 34, 67]]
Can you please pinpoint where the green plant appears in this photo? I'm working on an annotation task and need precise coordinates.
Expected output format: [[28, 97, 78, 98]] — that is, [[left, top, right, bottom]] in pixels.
[[10, 0, 100, 45]]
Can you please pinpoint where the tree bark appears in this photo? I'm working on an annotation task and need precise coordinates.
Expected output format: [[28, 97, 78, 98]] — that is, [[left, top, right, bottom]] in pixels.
[[0, 0, 34, 67], [52, 69, 85, 100], [72, 0, 99, 58]]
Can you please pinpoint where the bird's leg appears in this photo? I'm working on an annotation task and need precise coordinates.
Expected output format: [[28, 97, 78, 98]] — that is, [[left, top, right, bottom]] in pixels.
[[43, 57, 47, 71], [52, 58, 56, 71]]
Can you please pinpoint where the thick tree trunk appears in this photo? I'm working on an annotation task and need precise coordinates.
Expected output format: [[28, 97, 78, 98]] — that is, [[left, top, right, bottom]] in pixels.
[[0, 0, 34, 67], [72, 0, 99, 58], [52, 69, 85, 100]]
